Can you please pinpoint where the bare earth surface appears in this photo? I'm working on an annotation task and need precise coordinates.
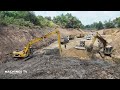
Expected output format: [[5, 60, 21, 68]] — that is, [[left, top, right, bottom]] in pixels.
[[0, 27, 120, 79], [0, 54, 120, 79], [0, 36, 120, 79]]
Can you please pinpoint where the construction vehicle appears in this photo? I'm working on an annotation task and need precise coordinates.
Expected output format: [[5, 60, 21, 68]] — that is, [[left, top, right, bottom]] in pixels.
[[76, 33, 84, 38], [61, 36, 69, 45], [12, 29, 62, 59], [87, 32, 113, 57], [69, 35, 75, 40], [75, 40, 86, 50], [86, 36, 91, 40], [76, 29, 85, 38]]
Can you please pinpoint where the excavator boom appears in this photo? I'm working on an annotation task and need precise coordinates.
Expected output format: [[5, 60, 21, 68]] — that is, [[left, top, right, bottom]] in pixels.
[[12, 29, 62, 58], [87, 32, 107, 52], [87, 32, 113, 56]]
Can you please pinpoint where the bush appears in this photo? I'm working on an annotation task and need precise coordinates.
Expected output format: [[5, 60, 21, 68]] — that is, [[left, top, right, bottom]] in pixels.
[[0, 11, 41, 28]]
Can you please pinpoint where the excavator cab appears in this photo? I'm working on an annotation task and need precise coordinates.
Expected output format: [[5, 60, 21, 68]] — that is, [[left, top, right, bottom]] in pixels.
[[104, 45, 113, 55], [12, 47, 29, 58], [12, 50, 26, 58]]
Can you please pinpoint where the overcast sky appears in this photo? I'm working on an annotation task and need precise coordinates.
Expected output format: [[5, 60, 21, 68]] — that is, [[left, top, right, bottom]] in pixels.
[[34, 11, 120, 25]]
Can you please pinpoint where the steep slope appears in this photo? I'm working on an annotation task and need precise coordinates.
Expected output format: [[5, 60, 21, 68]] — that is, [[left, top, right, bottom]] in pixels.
[[0, 26, 83, 63], [0, 26, 56, 62]]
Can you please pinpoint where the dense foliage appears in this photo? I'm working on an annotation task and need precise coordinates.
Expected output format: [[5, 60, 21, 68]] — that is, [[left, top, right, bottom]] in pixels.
[[0, 11, 120, 30], [84, 18, 120, 30], [0, 11, 56, 28], [53, 13, 83, 29]]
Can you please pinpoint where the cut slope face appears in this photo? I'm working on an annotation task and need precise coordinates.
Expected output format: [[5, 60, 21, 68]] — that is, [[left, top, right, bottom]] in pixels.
[[97, 28, 120, 59], [59, 28, 85, 37], [0, 26, 56, 62], [111, 30, 120, 58], [0, 26, 83, 63]]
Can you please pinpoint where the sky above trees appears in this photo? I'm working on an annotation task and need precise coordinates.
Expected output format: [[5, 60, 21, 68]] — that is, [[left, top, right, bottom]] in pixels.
[[34, 11, 120, 25]]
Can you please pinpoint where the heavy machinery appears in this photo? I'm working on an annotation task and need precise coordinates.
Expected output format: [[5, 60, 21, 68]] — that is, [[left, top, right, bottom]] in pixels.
[[86, 35, 91, 40], [87, 32, 113, 57], [69, 35, 75, 40], [76, 33, 84, 38], [76, 29, 85, 38], [75, 40, 86, 50], [61, 36, 69, 45], [12, 29, 62, 59]]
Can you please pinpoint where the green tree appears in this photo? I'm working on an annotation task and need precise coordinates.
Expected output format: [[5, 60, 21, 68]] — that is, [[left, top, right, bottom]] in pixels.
[[113, 17, 120, 28], [45, 16, 52, 21], [104, 20, 115, 29], [53, 13, 83, 29], [0, 11, 39, 26], [96, 21, 104, 30], [37, 15, 56, 28]]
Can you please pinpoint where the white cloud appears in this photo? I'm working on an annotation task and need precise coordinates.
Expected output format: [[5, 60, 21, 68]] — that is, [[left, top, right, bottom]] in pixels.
[[34, 11, 120, 25]]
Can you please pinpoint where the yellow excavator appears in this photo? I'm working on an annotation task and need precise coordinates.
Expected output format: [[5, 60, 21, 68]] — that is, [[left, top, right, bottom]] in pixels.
[[12, 29, 62, 59], [87, 32, 113, 57]]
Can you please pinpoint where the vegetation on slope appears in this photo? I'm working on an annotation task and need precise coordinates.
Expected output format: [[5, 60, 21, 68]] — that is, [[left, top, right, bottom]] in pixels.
[[0, 11, 120, 30], [84, 18, 120, 30]]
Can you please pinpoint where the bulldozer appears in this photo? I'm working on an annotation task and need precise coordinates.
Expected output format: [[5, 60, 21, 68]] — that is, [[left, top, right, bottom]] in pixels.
[[75, 40, 86, 50], [87, 32, 113, 58], [12, 29, 62, 59]]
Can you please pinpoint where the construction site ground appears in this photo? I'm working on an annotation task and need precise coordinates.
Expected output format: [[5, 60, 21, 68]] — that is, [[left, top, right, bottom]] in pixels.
[[1, 32, 120, 79]]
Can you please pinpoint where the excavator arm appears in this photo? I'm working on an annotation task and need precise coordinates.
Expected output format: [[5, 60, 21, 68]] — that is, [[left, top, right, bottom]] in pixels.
[[87, 32, 113, 57], [87, 32, 107, 52], [12, 29, 62, 58]]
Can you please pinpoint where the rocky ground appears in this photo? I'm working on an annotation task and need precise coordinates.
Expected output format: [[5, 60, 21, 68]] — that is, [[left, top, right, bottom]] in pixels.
[[0, 51, 120, 79]]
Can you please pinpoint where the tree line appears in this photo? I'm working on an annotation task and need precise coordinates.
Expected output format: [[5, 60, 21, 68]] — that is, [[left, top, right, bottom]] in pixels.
[[83, 18, 120, 30], [52, 13, 84, 29], [0, 11, 56, 28], [0, 11, 120, 30]]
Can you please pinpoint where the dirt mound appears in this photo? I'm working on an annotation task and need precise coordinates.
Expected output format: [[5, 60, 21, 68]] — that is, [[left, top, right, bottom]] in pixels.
[[62, 48, 90, 60], [111, 30, 120, 57], [103, 28, 120, 35]]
